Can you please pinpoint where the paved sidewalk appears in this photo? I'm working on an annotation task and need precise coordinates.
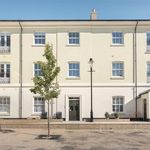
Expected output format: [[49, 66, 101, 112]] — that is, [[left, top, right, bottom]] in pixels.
[[0, 128, 150, 150], [0, 119, 150, 129]]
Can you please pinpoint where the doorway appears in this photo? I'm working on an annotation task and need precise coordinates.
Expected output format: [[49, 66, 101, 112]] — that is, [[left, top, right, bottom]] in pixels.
[[143, 99, 147, 121], [69, 97, 80, 121]]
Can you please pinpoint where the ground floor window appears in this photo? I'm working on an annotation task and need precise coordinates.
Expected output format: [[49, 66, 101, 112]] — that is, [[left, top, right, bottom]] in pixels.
[[0, 96, 10, 113], [34, 97, 45, 113], [112, 96, 124, 112], [147, 62, 150, 82]]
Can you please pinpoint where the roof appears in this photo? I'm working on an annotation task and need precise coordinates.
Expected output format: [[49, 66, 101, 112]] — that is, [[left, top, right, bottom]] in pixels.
[[138, 89, 150, 99], [0, 19, 150, 22]]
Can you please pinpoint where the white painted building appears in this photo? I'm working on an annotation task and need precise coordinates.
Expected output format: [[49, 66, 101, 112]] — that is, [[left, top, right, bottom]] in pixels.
[[0, 11, 150, 121]]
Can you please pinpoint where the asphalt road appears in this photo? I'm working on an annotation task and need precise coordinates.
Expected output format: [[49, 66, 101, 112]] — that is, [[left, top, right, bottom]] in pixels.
[[0, 128, 150, 150]]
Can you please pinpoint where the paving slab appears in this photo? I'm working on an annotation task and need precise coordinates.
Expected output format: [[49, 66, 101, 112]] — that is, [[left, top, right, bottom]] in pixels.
[[0, 128, 150, 150], [0, 119, 150, 129]]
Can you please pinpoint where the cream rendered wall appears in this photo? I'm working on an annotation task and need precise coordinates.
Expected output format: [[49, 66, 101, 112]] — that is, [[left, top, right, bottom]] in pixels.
[[57, 30, 91, 84], [22, 88, 57, 118], [136, 27, 150, 85], [137, 97, 143, 118], [10, 33, 20, 84], [1, 21, 150, 119], [147, 93, 150, 119], [19, 25, 142, 86], [0, 88, 19, 118], [92, 28, 134, 84], [55, 86, 135, 120], [0, 32, 20, 85], [0, 28, 20, 118], [21, 25, 137, 119], [57, 27, 135, 85], [21, 28, 58, 118]]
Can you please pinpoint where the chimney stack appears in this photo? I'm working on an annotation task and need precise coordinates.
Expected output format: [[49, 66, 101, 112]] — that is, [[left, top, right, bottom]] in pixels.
[[90, 8, 97, 20]]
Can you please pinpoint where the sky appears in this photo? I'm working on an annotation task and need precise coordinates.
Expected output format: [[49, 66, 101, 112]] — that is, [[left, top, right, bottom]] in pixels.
[[0, 0, 150, 20]]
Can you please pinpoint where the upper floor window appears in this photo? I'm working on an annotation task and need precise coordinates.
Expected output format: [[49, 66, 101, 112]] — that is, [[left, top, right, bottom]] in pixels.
[[0, 96, 10, 114], [34, 63, 42, 76], [0, 33, 10, 53], [112, 96, 124, 112], [34, 32, 45, 45], [0, 63, 10, 83], [68, 32, 80, 45], [34, 97, 45, 113], [112, 32, 123, 45], [147, 32, 150, 51], [112, 62, 124, 78], [147, 62, 150, 82], [68, 62, 80, 78]]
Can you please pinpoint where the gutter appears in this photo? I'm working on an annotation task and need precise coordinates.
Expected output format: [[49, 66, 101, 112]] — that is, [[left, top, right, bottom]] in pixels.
[[133, 21, 138, 118], [18, 21, 23, 118]]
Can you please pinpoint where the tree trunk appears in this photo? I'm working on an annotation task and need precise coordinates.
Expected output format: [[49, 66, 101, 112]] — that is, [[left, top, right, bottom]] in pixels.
[[48, 100, 50, 137], [51, 99, 53, 119]]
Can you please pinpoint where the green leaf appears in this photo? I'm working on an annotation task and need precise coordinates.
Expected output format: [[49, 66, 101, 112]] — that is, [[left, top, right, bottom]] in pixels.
[[30, 44, 60, 101]]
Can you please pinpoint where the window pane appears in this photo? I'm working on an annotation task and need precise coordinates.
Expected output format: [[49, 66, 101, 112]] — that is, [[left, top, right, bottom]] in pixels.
[[147, 33, 150, 46], [112, 32, 123, 44], [68, 63, 80, 77], [7, 36, 10, 46], [6, 64, 10, 78], [34, 33, 45, 44], [120, 105, 123, 112], [112, 97, 124, 112], [34, 97, 45, 113], [0, 36, 5, 46], [34, 64, 42, 76], [112, 105, 115, 112], [116, 98, 119, 104], [112, 62, 124, 77], [147, 64, 150, 76], [113, 99, 115, 104], [69, 32, 80, 44], [0, 97, 10, 113], [0, 34, 10, 47], [147, 63, 150, 82]]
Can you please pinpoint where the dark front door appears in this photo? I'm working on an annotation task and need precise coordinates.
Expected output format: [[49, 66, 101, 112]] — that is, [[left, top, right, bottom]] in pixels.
[[143, 99, 147, 121], [69, 100, 80, 121]]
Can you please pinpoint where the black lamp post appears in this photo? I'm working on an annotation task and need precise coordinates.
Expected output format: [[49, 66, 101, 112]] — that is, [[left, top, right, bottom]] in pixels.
[[88, 58, 94, 122]]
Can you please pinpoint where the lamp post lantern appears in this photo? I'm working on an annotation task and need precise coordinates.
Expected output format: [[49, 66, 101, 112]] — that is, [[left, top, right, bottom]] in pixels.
[[88, 58, 94, 122]]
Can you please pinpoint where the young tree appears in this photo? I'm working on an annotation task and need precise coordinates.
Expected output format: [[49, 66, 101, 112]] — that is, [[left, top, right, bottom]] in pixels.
[[30, 44, 60, 137]]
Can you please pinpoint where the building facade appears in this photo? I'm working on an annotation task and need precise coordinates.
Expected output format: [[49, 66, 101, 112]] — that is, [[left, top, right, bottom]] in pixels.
[[0, 18, 150, 121]]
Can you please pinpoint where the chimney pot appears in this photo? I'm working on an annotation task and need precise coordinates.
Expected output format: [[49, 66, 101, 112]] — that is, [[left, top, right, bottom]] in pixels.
[[90, 8, 97, 20]]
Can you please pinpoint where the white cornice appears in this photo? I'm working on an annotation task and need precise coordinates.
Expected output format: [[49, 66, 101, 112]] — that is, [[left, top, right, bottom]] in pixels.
[[1, 20, 150, 28]]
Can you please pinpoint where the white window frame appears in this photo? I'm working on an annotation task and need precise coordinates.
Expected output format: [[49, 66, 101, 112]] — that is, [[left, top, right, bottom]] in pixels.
[[34, 32, 45, 45], [0, 33, 10, 53], [147, 62, 150, 82], [68, 62, 80, 78], [34, 63, 42, 77], [68, 32, 80, 45], [0, 63, 10, 83], [112, 96, 124, 113], [33, 97, 45, 114], [112, 32, 124, 45], [112, 62, 124, 78], [0, 96, 10, 114]]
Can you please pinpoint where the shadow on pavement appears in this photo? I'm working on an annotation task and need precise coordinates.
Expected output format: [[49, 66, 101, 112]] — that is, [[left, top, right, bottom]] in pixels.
[[35, 134, 62, 140], [0, 129, 15, 133]]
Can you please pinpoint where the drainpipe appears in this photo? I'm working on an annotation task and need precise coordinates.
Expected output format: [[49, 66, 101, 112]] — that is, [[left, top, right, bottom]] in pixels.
[[133, 21, 138, 119], [18, 21, 23, 118], [56, 32, 58, 114]]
